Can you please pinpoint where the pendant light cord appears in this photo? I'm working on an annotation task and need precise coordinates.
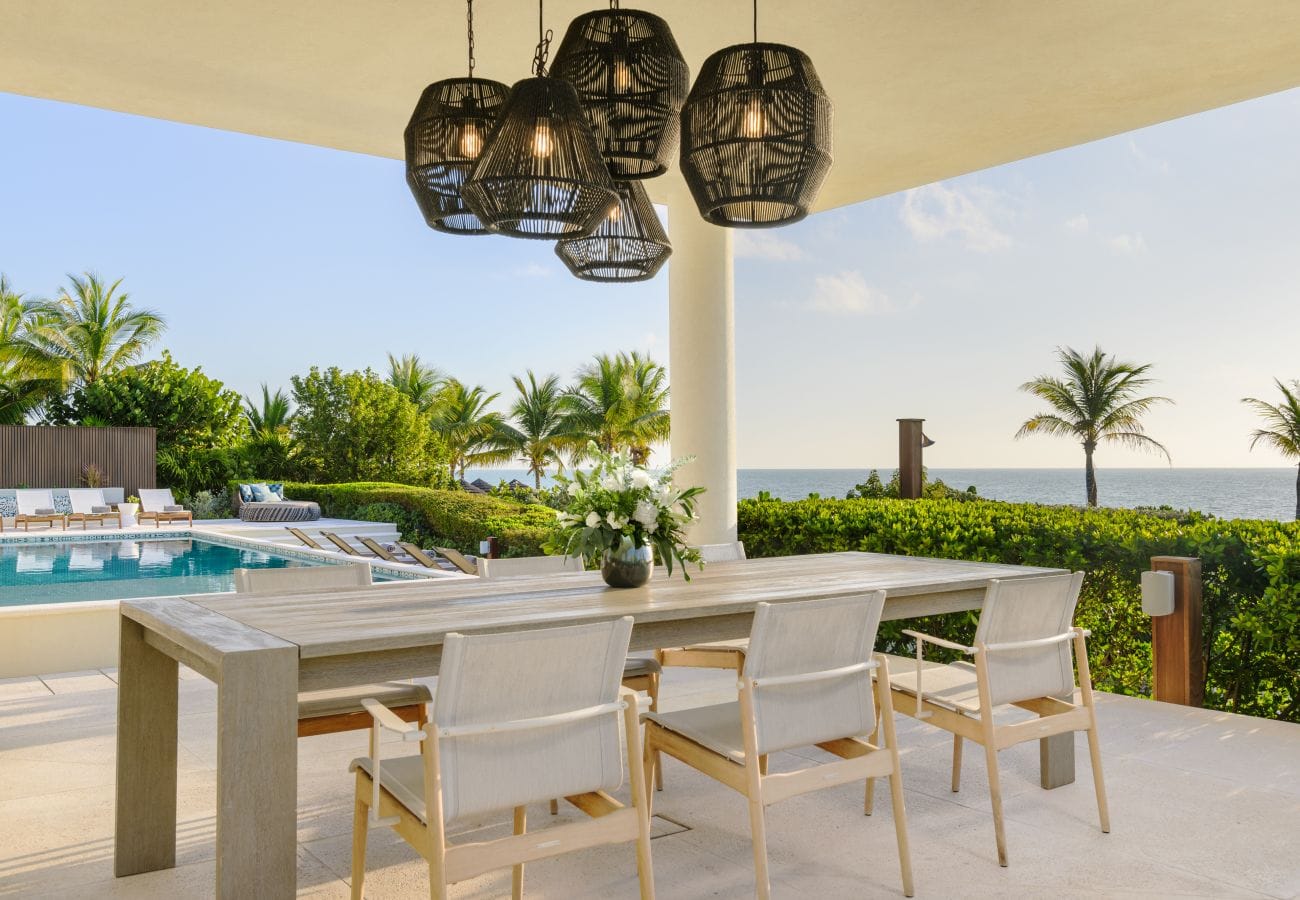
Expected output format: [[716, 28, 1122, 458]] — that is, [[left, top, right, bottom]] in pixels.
[[753, 0, 758, 43], [466, 0, 476, 78], [532, 0, 553, 75]]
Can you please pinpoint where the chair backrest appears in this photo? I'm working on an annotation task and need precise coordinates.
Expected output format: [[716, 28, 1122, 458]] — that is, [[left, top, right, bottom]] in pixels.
[[433, 546, 478, 575], [137, 489, 175, 512], [974, 572, 1085, 707], [699, 541, 746, 563], [433, 617, 633, 824], [15, 489, 54, 515], [477, 555, 582, 580], [67, 488, 106, 514], [233, 562, 372, 593], [743, 592, 885, 756]]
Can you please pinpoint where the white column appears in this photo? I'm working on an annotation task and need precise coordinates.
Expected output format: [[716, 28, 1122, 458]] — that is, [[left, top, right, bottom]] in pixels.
[[667, 198, 737, 544]]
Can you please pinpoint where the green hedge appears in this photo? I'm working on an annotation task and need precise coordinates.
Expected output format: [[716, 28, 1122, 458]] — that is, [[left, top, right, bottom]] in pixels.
[[233, 481, 557, 556], [738, 496, 1300, 722]]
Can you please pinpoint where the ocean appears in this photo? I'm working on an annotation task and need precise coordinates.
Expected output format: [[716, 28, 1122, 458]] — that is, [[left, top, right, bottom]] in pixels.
[[464, 467, 1298, 523]]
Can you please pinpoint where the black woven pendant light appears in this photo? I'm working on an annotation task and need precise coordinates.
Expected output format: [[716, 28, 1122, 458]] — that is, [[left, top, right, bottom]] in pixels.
[[679, 0, 833, 228], [463, 1, 618, 239], [555, 180, 672, 281], [405, 1, 510, 235], [550, 2, 689, 180]]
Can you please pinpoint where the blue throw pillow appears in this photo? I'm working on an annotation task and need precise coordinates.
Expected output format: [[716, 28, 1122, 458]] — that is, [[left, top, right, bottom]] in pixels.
[[250, 482, 278, 502], [238, 483, 254, 503], [269, 483, 285, 500]]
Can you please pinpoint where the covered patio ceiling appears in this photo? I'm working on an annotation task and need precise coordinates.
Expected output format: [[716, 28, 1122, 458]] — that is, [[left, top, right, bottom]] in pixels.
[[4, 1, 1300, 211]]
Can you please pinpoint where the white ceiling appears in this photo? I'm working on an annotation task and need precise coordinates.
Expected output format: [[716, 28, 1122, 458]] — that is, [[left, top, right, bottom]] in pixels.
[[4, 1, 1300, 209]]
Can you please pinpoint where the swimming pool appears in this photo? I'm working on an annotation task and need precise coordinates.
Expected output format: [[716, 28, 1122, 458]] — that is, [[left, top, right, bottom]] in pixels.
[[0, 536, 398, 606]]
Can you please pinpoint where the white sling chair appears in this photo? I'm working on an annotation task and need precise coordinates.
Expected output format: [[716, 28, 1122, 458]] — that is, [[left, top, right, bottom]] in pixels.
[[643, 592, 914, 899], [349, 617, 655, 900], [885, 571, 1109, 866], [233, 563, 433, 739]]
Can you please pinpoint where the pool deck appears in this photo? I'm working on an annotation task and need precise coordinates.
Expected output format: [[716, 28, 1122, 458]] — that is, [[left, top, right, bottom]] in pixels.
[[1, 664, 1297, 898]]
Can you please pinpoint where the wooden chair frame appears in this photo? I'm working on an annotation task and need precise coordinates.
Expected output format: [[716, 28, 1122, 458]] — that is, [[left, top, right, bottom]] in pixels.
[[352, 686, 655, 900], [397, 542, 457, 572], [888, 626, 1110, 866], [14, 490, 65, 531], [433, 546, 478, 575], [643, 655, 914, 899], [357, 535, 406, 563], [655, 542, 749, 673], [320, 531, 374, 557], [67, 489, 122, 530], [137, 509, 192, 527]]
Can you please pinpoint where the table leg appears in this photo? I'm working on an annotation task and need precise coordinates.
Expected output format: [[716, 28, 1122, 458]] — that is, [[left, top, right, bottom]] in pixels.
[[216, 644, 298, 899], [115, 616, 179, 876], [1039, 691, 1076, 789]]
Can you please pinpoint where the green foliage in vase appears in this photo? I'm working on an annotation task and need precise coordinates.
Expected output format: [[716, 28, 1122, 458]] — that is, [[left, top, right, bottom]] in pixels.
[[548, 443, 704, 578]]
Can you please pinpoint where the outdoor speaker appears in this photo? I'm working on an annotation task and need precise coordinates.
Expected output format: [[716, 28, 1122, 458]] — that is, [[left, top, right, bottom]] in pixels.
[[1141, 570, 1176, 616]]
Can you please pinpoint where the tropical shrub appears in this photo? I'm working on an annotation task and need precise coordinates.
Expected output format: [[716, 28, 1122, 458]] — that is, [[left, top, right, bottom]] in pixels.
[[738, 496, 1300, 722], [236, 480, 556, 556], [289, 367, 450, 487]]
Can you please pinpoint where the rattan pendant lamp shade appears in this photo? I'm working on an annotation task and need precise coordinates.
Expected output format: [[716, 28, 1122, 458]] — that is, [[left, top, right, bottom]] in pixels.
[[555, 180, 672, 281], [679, 2, 833, 228], [463, 2, 618, 239], [550, 4, 689, 180], [405, 1, 509, 235]]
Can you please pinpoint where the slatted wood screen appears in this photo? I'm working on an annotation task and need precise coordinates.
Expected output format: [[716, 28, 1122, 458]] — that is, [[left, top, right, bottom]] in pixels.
[[0, 425, 156, 494]]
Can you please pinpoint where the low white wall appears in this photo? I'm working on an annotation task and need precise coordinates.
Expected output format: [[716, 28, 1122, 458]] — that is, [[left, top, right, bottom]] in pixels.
[[0, 600, 120, 677]]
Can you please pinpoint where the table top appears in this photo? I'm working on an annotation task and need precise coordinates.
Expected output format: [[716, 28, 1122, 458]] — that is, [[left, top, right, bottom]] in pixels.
[[174, 552, 1062, 659]]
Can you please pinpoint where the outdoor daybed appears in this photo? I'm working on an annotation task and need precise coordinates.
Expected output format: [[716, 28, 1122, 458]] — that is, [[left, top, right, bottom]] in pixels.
[[233, 483, 321, 522]]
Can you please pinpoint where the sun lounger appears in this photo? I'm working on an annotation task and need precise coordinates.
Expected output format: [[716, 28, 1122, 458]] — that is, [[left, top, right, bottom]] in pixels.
[[67, 488, 122, 529], [356, 536, 408, 564], [286, 527, 327, 551], [15, 490, 65, 531], [137, 489, 192, 527], [320, 531, 375, 558], [433, 546, 478, 575], [396, 542, 459, 572]]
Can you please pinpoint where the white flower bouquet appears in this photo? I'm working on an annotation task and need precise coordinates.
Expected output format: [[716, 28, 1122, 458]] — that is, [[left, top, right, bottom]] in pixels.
[[550, 443, 705, 580]]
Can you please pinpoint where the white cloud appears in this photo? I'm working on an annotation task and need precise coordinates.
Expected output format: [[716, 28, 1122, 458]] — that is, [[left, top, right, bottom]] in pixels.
[[733, 230, 809, 261], [1108, 232, 1148, 255], [1128, 139, 1172, 175], [900, 182, 1012, 252], [804, 271, 901, 316], [1063, 213, 1090, 234]]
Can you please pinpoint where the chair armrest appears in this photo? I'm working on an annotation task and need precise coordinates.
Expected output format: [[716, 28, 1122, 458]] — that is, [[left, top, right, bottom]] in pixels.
[[983, 630, 1076, 654], [361, 698, 426, 743], [902, 629, 975, 655]]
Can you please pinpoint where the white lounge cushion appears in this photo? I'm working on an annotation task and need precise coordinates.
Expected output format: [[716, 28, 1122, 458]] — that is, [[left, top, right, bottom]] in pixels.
[[298, 681, 432, 719], [350, 754, 429, 821], [644, 702, 747, 763], [884, 653, 983, 714]]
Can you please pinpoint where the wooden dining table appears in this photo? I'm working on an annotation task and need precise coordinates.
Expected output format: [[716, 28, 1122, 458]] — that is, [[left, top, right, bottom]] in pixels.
[[114, 551, 1069, 898]]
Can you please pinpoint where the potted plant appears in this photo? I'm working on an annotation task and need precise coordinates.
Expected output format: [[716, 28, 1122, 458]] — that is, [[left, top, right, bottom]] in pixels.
[[551, 444, 704, 587], [118, 494, 140, 525]]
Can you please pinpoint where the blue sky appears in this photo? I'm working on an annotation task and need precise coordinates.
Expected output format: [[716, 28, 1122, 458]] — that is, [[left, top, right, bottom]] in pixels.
[[1, 88, 1297, 469]]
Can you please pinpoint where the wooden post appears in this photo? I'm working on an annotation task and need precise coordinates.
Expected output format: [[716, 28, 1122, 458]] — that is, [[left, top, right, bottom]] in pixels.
[[897, 419, 924, 500], [483, 536, 500, 559], [1150, 556, 1204, 707]]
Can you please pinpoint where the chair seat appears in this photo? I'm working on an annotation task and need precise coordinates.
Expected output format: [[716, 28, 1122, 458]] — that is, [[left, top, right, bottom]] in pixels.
[[883, 653, 982, 714], [298, 681, 432, 719], [350, 754, 429, 821], [682, 638, 749, 652], [622, 656, 662, 679], [645, 702, 746, 763]]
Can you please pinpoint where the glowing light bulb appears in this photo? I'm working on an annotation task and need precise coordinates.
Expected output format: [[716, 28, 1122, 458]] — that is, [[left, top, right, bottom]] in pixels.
[[741, 94, 766, 139], [458, 122, 483, 159], [608, 203, 622, 222], [532, 120, 554, 159], [613, 58, 632, 93]]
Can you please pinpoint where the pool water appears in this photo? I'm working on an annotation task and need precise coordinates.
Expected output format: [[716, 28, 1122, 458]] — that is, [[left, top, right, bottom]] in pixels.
[[0, 538, 387, 606]]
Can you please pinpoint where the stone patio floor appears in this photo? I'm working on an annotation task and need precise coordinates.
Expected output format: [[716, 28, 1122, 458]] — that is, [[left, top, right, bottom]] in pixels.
[[1, 665, 1298, 898]]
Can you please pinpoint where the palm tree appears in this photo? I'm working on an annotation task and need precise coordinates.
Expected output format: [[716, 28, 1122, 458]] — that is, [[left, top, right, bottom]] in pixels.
[[244, 384, 294, 438], [498, 371, 570, 488], [429, 380, 511, 481], [1016, 346, 1172, 507], [0, 275, 64, 424], [1242, 378, 1300, 520], [387, 352, 445, 412], [23, 273, 165, 385], [563, 351, 671, 464]]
